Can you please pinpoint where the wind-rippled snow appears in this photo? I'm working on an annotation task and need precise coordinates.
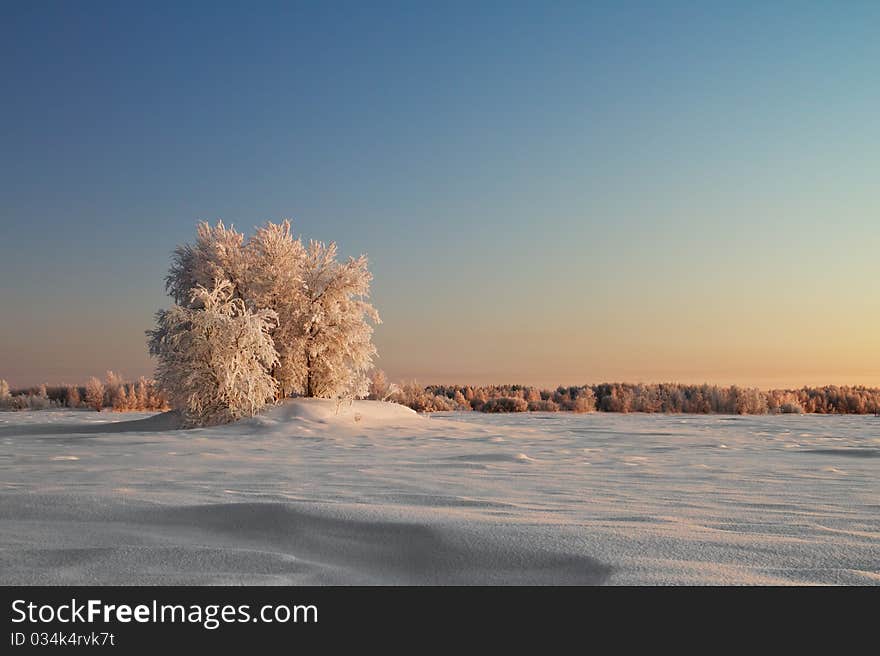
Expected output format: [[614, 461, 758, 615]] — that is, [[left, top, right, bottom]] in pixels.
[[1, 401, 877, 584]]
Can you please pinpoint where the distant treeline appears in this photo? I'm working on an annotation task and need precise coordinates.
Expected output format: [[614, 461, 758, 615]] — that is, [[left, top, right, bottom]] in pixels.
[[5, 373, 879, 416], [0, 372, 168, 412], [376, 379, 880, 415]]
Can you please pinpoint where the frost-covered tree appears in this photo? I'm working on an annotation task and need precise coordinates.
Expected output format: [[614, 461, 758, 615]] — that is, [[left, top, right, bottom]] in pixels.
[[0, 379, 9, 399], [146, 379, 168, 410], [85, 377, 105, 411], [571, 391, 596, 413], [147, 280, 280, 426], [66, 385, 81, 408], [367, 369, 389, 400], [157, 220, 380, 405], [113, 385, 130, 411], [133, 378, 149, 409], [165, 221, 248, 306], [104, 371, 125, 409], [453, 389, 469, 410], [243, 220, 307, 398], [297, 240, 380, 399]]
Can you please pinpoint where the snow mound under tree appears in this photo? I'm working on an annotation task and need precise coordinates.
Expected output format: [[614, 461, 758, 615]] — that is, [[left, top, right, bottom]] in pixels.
[[252, 398, 421, 427]]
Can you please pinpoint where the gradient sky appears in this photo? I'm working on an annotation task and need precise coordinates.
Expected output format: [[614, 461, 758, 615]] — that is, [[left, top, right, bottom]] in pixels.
[[1, 1, 878, 389]]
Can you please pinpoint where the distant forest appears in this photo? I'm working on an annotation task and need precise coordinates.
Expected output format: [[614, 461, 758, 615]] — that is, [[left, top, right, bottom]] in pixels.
[[3, 373, 880, 416], [375, 379, 880, 415], [0, 372, 168, 412]]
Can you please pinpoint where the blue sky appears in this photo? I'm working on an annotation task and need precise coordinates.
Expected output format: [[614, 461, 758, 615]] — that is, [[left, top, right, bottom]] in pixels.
[[1, 1, 878, 387]]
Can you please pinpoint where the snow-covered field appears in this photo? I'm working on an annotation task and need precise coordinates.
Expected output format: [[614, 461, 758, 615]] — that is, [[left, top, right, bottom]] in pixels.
[[1, 401, 877, 585]]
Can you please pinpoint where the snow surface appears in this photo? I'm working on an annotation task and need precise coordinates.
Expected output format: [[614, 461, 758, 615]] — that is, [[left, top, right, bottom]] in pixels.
[[1, 401, 877, 585]]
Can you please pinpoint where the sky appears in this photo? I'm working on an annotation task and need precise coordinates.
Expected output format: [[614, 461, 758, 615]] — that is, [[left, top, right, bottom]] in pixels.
[[1, 1, 878, 389]]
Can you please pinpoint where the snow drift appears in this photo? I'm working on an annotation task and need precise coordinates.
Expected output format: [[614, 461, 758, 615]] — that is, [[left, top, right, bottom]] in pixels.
[[1, 403, 877, 584]]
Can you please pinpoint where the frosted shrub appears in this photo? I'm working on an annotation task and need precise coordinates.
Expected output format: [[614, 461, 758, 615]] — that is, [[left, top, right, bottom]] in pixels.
[[527, 399, 559, 412], [147, 280, 279, 427], [388, 381, 458, 412], [388, 382, 425, 411], [29, 394, 52, 410], [3, 393, 53, 410], [571, 389, 596, 413], [415, 394, 455, 412], [481, 397, 529, 413]]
